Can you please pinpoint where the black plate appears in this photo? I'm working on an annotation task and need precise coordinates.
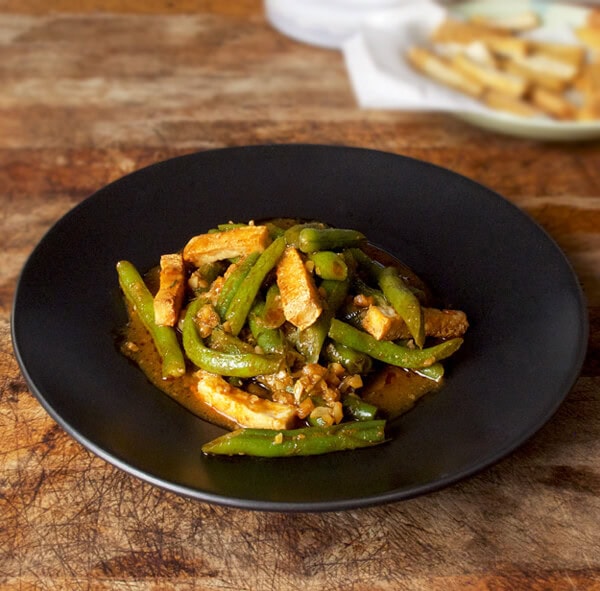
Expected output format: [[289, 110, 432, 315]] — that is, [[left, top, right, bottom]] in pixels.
[[11, 145, 588, 511]]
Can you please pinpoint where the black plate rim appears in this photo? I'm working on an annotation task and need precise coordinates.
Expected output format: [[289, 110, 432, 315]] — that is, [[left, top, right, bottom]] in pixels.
[[11, 143, 589, 512]]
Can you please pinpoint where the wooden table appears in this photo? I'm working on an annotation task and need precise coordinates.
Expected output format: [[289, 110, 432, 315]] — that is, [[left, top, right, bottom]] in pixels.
[[1, 2, 599, 589]]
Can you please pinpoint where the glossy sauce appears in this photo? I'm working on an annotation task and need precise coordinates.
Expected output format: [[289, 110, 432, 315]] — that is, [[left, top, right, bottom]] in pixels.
[[119, 221, 442, 428], [120, 305, 238, 430]]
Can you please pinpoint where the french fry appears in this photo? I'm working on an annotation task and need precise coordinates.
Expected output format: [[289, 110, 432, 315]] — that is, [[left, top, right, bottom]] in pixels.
[[407, 47, 484, 97], [527, 41, 585, 70], [578, 61, 600, 120], [432, 18, 528, 58], [452, 53, 528, 97], [482, 89, 542, 118], [436, 40, 497, 68], [579, 61, 600, 96], [529, 86, 576, 120], [579, 96, 600, 121], [503, 53, 578, 92], [588, 8, 600, 28], [576, 26, 600, 51]]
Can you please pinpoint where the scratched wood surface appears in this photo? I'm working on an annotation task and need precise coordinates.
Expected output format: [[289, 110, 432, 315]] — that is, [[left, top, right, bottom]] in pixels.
[[1, 2, 600, 589]]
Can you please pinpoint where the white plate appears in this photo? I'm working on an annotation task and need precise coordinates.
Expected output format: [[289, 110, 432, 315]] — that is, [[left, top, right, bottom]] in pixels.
[[347, 0, 600, 140]]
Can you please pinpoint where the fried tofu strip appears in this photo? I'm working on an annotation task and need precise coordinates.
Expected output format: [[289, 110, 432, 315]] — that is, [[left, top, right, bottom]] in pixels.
[[183, 225, 271, 267], [153, 253, 186, 327], [276, 246, 323, 330], [194, 370, 297, 430], [362, 305, 469, 341]]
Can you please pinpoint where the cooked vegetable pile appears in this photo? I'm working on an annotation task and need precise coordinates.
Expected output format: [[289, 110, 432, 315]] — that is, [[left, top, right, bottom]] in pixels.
[[117, 219, 468, 457]]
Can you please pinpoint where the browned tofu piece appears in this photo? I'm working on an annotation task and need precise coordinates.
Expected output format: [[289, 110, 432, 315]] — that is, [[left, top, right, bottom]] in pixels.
[[153, 253, 186, 326], [362, 305, 403, 341], [362, 305, 468, 341], [193, 371, 297, 430], [182, 225, 271, 267], [276, 246, 323, 330]]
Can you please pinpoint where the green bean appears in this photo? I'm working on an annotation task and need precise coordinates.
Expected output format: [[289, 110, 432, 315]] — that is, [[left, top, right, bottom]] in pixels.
[[328, 319, 463, 369], [351, 248, 427, 303], [338, 302, 366, 330], [248, 301, 285, 354], [352, 276, 388, 306], [217, 223, 248, 231], [183, 298, 283, 377], [264, 221, 286, 239], [284, 222, 324, 248], [296, 278, 349, 363], [215, 251, 260, 319], [298, 228, 366, 253], [263, 283, 285, 328], [308, 251, 348, 281], [201, 420, 387, 457], [414, 363, 445, 382], [225, 236, 286, 336], [208, 327, 255, 354], [197, 262, 225, 288], [342, 394, 378, 421], [348, 247, 384, 281], [116, 260, 186, 379], [378, 266, 425, 348], [323, 341, 373, 374]]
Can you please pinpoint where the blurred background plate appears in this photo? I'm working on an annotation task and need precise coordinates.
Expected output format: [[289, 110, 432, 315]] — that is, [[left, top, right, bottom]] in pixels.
[[357, 0, 600, 140]]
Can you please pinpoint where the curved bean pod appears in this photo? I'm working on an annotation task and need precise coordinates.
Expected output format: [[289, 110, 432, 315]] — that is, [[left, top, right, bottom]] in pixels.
[[328, 319, 463, 369], [183, 298, 283, 377], [225, 236, 286, 336], [201, 420, 387, 457], [116, 260, 186, 379]]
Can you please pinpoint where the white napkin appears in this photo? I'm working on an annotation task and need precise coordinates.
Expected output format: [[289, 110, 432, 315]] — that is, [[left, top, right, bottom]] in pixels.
[[341, 1, 588, 115]]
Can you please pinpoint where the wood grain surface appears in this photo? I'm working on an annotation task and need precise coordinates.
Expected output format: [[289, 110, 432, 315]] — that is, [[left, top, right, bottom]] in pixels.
[[1, 2, 599, 589]]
